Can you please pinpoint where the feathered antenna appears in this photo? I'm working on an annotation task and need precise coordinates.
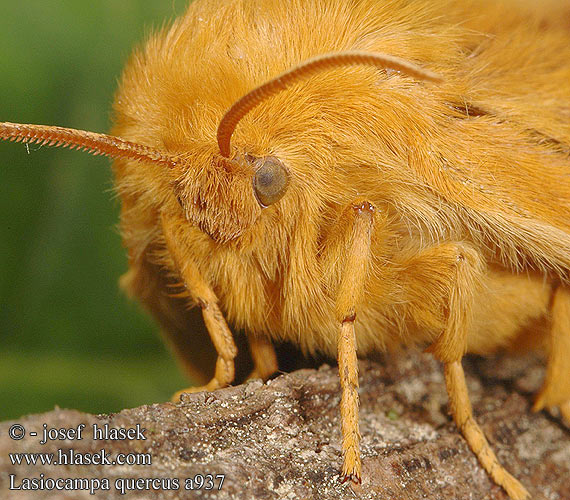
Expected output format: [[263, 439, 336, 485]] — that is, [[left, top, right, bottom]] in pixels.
[[217, 51, 442, 158], [0, 122, 177, 168]]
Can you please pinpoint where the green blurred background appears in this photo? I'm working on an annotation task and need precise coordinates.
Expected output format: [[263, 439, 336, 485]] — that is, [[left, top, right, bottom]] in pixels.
[[0, 0, 194, 420]]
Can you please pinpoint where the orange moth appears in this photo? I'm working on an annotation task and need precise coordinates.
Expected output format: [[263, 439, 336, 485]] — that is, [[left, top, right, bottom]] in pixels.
[[2, 1, 570, 498]]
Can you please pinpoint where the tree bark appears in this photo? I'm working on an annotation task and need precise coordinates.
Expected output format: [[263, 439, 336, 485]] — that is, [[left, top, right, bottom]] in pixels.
[[1, 350, 569, 499]]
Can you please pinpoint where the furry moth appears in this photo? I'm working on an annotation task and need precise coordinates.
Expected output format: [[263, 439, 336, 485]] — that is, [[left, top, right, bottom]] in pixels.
[[2, 1, 570, 499]]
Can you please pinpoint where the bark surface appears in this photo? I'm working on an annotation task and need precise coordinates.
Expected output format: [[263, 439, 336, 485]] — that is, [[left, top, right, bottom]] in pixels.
[[1, 350, 569, 499]]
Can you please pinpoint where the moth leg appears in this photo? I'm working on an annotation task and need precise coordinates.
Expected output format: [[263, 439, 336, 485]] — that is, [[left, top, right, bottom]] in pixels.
[[424, 244, 484, 363], [246, 333, 278, 381], [562, 401, 570, 424], [533, 285, 570, 424], [161, 214, 238, 401], [445, 362, 529, 500], [420, 244, 529, 500], [335, 200, 376, 484]]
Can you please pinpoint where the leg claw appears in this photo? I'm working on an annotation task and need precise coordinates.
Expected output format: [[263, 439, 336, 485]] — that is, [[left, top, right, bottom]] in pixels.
[[339, 473, 361, 485], [171, 380, 222, 402]]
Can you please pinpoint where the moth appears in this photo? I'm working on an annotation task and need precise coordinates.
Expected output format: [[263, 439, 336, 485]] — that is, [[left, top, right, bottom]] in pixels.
[[2, 0, 570, 499]]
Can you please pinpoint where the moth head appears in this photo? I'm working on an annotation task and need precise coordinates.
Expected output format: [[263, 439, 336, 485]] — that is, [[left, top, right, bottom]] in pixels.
[[0, 52, 439, 244], [172, 151, 289, 243]]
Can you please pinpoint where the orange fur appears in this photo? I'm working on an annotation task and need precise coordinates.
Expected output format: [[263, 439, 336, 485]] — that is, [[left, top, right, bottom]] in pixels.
[[2, 0, 570, 497], [110, 0, 570, 360]]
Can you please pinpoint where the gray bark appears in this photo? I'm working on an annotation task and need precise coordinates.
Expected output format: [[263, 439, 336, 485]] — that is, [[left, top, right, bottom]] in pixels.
[[1, 350, 569, 499]]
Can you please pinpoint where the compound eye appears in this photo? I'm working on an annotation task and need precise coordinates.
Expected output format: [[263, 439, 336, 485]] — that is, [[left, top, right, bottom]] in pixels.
[[253, 156, 290, 207]]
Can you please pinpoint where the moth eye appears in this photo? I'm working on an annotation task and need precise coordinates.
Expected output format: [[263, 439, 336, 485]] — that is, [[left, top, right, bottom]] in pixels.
[[253, 156, 290, 207]]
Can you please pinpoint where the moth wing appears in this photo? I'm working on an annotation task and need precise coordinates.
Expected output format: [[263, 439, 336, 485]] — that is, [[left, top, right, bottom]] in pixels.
[[120, 259, 217, 386], [387, 0, 570, 278], [406, 108, 570, 278]]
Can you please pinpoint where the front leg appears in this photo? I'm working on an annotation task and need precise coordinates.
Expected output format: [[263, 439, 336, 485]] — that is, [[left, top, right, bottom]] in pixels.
[[161, 213, 238, 400], [333, 200, 377, 484]]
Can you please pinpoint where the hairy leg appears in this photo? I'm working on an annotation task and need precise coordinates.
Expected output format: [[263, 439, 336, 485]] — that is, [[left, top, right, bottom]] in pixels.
[[332, 200, 377, 483], [162, 213, 238, 400], [246, 333, 278, 381], [534, 285, 570, 424], [405, 243, 529, 500]]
